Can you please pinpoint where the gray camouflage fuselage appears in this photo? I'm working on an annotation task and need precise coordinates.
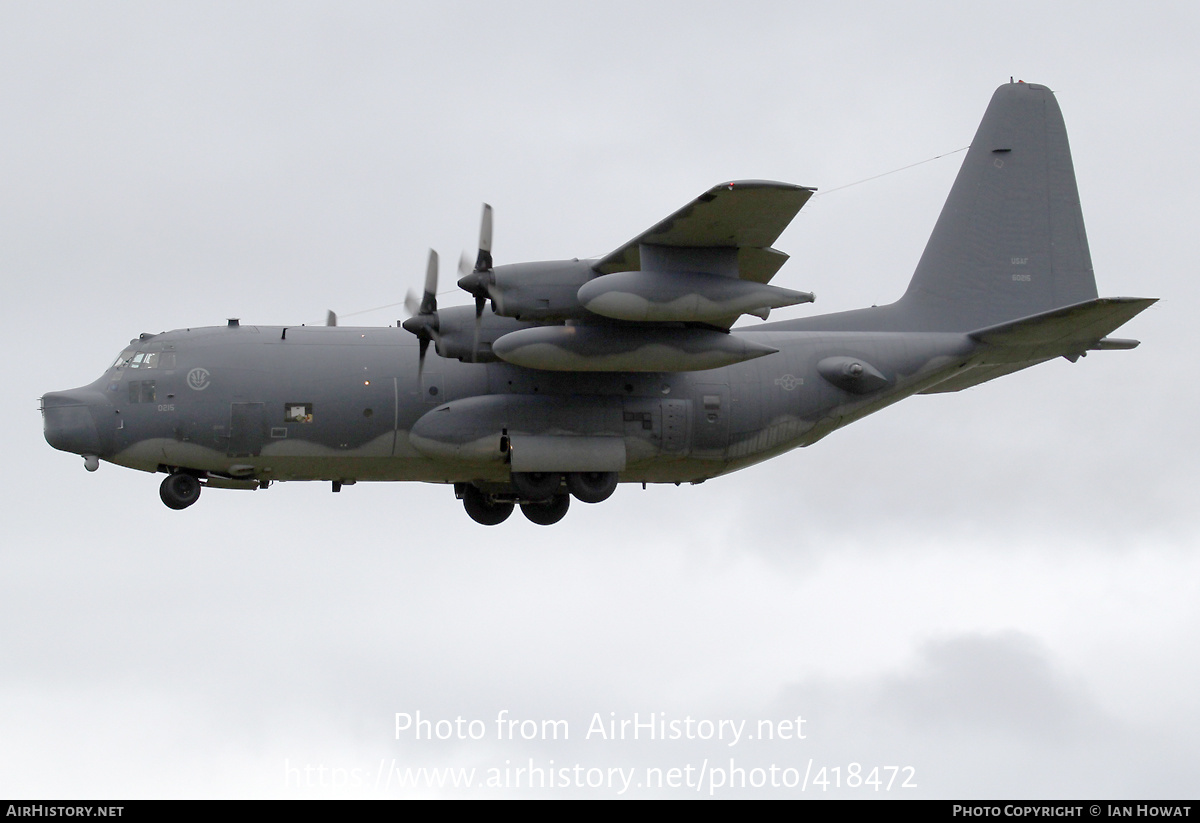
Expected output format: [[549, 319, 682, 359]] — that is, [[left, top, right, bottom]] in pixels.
[[42, 323, 973, 484]]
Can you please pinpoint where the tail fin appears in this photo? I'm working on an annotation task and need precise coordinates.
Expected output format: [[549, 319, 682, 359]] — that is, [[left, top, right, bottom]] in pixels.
[[898, 81, 1098, 330], [774, 81, 1109, 334]]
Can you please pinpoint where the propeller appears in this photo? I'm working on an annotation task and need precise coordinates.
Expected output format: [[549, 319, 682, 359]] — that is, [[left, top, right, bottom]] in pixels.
[[401, 249, 441, 377], [456, 203, 496, 358]]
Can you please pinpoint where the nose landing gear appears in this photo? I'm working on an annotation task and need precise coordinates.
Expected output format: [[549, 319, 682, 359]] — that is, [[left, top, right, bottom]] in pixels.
[[160, 472, 201, 510]]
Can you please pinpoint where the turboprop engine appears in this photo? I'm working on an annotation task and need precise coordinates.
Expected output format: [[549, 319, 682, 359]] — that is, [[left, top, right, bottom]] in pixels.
[[467, 260, 595, 322], [425, 306, 529, 363]]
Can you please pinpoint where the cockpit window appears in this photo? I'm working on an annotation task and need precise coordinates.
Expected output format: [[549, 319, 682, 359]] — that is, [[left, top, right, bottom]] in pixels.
[[111, 349, 175, 371], [111, 349, 135, 370]]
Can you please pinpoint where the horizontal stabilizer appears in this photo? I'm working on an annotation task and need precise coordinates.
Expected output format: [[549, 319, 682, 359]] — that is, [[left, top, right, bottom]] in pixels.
[[968, 297, 1155, 359], [921, 297, 1155, 393]]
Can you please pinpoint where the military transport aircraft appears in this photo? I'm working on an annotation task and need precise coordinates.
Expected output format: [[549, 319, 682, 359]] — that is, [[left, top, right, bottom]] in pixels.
[[41, 81, 1154, 525]]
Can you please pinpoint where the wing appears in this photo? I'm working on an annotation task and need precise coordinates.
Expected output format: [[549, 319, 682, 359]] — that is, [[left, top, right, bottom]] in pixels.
[[594, 180, 814, 284], [478, 180, 818, 372]]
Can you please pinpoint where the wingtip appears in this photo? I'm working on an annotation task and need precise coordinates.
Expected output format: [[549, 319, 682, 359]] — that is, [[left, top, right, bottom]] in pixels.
[[712, 179, 815, 193]]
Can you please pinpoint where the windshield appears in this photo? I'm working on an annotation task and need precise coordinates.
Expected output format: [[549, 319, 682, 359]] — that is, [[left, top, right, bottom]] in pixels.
[[110, 348, 175, 371]]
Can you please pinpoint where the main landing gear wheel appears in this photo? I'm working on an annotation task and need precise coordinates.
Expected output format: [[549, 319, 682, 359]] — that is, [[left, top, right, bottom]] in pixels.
[[510, 471, 562, 500], [461, 484, 514, 526], [520, 493, 570, 525], [160, 473, 201, 510], [565, 471, 619, 504]]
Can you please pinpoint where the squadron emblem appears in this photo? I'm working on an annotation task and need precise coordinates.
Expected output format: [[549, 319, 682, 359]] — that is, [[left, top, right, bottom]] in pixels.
[[186, 368, 211, 391]]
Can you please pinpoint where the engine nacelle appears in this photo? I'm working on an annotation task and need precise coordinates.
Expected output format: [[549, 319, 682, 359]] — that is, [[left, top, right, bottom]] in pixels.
[[429, 306, 534, 363], [487, 260, 595, 321]]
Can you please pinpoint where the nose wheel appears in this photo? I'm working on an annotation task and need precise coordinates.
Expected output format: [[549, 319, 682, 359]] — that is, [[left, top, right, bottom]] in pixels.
[[160, 473, 201, 510]]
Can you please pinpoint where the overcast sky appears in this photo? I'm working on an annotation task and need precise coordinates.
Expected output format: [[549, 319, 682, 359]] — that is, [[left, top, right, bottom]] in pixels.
[[3, 1, 1196, 798]]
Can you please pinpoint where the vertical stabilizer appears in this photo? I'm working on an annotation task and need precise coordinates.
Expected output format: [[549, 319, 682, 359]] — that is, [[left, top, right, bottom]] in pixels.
[[771, 82, 1103, 334], [898, 81, 1097, 330]]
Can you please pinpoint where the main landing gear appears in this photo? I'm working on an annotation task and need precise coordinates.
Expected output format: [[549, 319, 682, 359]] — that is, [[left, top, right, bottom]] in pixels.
[[564, 471, 618, 504], [460, 484, 515, 525], [457, 471, 619, 526], [160, 472, 201, 510], [519, 494, 571, 526]]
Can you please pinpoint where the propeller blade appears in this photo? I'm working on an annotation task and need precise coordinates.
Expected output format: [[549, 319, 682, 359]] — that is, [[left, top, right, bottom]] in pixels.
[[472, 295, 485, 362], [402, 249, 442, 375], [475, 203, 493, 272], [458, 203, 495, 297], [420, 249, 438, 315], [403, 289, 420, 317], [457, 204, 496, 363], [487, 281, 504, 316]]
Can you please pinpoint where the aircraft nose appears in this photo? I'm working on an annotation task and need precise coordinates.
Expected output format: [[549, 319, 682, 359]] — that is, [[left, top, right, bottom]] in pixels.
[[41, 388, 105, 457]]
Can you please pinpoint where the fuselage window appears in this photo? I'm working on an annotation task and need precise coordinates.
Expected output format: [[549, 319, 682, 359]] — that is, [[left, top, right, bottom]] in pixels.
[[285, 402, 313, 423]]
